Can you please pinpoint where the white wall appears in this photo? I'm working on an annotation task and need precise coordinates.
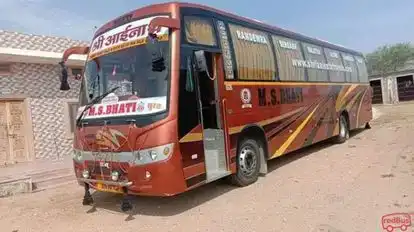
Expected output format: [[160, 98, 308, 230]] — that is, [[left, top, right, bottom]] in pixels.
[[0, 63, 81, 160]]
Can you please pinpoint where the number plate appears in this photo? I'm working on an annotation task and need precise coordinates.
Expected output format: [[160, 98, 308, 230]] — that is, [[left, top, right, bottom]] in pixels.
[[95, 182, 123, 194]]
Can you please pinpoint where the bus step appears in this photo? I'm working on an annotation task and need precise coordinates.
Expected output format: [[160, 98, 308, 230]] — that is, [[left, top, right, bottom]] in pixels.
[[206, 170, 231, 183]]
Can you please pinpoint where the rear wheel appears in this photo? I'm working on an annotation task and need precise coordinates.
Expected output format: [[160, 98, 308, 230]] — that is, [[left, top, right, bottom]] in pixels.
[[334, 114, 349, 144], [230, 138, 261, 187]]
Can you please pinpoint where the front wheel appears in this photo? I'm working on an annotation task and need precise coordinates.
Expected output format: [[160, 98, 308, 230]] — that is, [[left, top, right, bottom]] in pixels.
[[334, 114, 349, 144], [230, 138, 261, 187]]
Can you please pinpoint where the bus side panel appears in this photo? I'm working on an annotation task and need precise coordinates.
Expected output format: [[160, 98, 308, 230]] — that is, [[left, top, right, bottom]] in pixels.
[[267, 97, 323, 158], [178, 124, 208, 188], [299, 86, 339, 148], [225, 83, 325, 159], [344, 85, 363, 130], [357, 85, 374, 126], [225, 83, 370, 160]]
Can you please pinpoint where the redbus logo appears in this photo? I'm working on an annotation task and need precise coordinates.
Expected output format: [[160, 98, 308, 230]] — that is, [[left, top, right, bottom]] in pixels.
[[381, 213, 412, 232]]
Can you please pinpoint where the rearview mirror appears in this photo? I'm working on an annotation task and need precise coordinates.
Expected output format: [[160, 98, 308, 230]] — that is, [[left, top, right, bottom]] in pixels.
[[58, 46, 89, 91], [146, 17, 181, 73], [59, 61, 70, 91], [147, 34, 165, 72], [194, 50, 208, 72]]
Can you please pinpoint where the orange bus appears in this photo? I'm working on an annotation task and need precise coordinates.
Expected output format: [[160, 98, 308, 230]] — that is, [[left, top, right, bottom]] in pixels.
[[59, 2, 373, 212]]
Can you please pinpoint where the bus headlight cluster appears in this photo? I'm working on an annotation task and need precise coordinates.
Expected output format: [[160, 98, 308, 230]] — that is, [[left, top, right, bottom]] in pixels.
[[82, 169, 90, 179], [111, 170, 120, 181], [149, 150, 158, 160], [73, 150, 82, 161], [133, 143, 174, 165], [145, 171, 152, 180]]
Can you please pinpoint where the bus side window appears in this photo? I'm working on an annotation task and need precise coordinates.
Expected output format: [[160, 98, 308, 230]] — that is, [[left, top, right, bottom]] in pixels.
[[341, 53, 359, 82], [271, 35, 306, 81], [355, 56, 369, 83], [228, 24, 276, 80], [324, 48, 346, 82], [184, 16, 217, 46], [302, 43, 328, 82]]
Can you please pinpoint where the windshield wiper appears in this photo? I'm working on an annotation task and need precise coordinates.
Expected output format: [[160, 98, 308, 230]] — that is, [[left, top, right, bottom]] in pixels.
[[76, 86, 120, 127]]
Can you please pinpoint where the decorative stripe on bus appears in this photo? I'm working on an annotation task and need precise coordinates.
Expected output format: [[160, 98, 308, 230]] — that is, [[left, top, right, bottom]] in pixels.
[[271, 103, 321, 158], [356, 88, 369, 127], [265, 105, 313, 141], [336, 84, 359, 111], [303, 89, 339, 147], [224, 81, 369, 86], [347, 91, 363, 112], [179, 108, 306, 143], [179, 132, 203, 143], [228, 107, 305, 135]]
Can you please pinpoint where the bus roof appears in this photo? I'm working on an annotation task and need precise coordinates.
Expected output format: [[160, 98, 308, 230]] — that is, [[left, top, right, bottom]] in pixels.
[[95, 1, 363, 56], [179, 2, 362, 56]]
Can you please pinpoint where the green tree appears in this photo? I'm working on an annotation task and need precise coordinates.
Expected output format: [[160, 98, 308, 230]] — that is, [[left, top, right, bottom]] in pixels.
[[366, 42, 414, 76]]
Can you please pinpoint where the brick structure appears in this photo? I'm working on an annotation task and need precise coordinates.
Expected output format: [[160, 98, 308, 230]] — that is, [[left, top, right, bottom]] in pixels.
[[0, 30, 88, 163]]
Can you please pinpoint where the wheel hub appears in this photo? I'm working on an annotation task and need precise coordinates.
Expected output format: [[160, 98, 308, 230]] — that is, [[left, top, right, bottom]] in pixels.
[[239, 146, 257, 176], [340, 118, 346, 137]]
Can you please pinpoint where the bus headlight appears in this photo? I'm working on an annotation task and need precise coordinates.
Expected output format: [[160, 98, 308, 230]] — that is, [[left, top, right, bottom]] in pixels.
[[134, 143, 174, 165], [111, 170, 120, 181], [73, 150, 82, 161], [82, 169, 90, 179], [145, 171, 152, 180], [150, 150, 158, 160]]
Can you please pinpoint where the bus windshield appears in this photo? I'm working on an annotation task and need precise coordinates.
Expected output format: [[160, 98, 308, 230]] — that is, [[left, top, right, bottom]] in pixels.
[[78, 41, 170, 118]]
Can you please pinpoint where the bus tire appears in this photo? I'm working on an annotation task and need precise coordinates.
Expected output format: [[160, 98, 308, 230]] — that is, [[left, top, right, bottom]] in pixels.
[[334, 114, 349, 144], [230, 138, 261, 187]]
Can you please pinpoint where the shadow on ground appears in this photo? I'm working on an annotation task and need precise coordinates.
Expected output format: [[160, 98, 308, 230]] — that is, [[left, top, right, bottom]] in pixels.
[[86, 129, 367, 220]]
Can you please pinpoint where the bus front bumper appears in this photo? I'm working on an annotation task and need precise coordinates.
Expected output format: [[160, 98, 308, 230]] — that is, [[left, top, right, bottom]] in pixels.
[[77, 178, 133, 187]]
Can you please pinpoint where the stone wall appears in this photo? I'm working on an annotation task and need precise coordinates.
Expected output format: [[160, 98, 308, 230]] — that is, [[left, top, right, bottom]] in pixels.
[[0, 63, 81, 160]]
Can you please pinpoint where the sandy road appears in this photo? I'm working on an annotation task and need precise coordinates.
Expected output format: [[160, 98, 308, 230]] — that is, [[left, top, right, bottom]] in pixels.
[[0, 103, 413, 232]]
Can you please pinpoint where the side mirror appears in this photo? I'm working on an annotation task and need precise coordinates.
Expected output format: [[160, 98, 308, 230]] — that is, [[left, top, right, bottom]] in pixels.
[[194, 50, 208, 72], [148, 17, 180, 34], [59, 61, 70, 91], [59, 46, 89, 91], [146, 34, 165, 72], [146, 17, 180, 72]]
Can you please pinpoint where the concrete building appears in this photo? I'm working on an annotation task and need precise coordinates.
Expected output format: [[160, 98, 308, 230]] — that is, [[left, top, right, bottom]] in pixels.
[[0, 30, 88, 166], [369, 60, 414, 104]]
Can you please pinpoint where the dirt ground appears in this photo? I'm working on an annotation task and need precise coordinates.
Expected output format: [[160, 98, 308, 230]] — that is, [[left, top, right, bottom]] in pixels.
[[0, 103, 413, 232]]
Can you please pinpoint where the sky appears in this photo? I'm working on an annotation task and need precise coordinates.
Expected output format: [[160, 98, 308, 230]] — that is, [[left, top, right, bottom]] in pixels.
[[0, 0, 413, 53]]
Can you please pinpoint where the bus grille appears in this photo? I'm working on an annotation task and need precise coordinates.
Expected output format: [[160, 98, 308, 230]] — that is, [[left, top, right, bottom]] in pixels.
[[85, 161, 129, 181]]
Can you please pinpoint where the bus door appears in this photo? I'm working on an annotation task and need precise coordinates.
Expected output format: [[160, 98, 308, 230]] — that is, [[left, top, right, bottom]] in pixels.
[[192, 50, 230, 182]]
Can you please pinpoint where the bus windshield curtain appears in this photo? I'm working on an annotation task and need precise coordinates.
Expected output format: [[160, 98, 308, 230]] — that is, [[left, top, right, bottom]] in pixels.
[[184, 16, 217, 46]]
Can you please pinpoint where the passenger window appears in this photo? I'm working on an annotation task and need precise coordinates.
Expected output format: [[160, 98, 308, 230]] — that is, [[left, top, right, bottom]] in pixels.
[[355, 56, 369, 83], [302, 43, 328, 82], [184, 16, 217, 46], [324, 48, 346, 82], [341, 53, 359, 82], [228, 24, 276, 80], [272, 35, 306, 81]]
